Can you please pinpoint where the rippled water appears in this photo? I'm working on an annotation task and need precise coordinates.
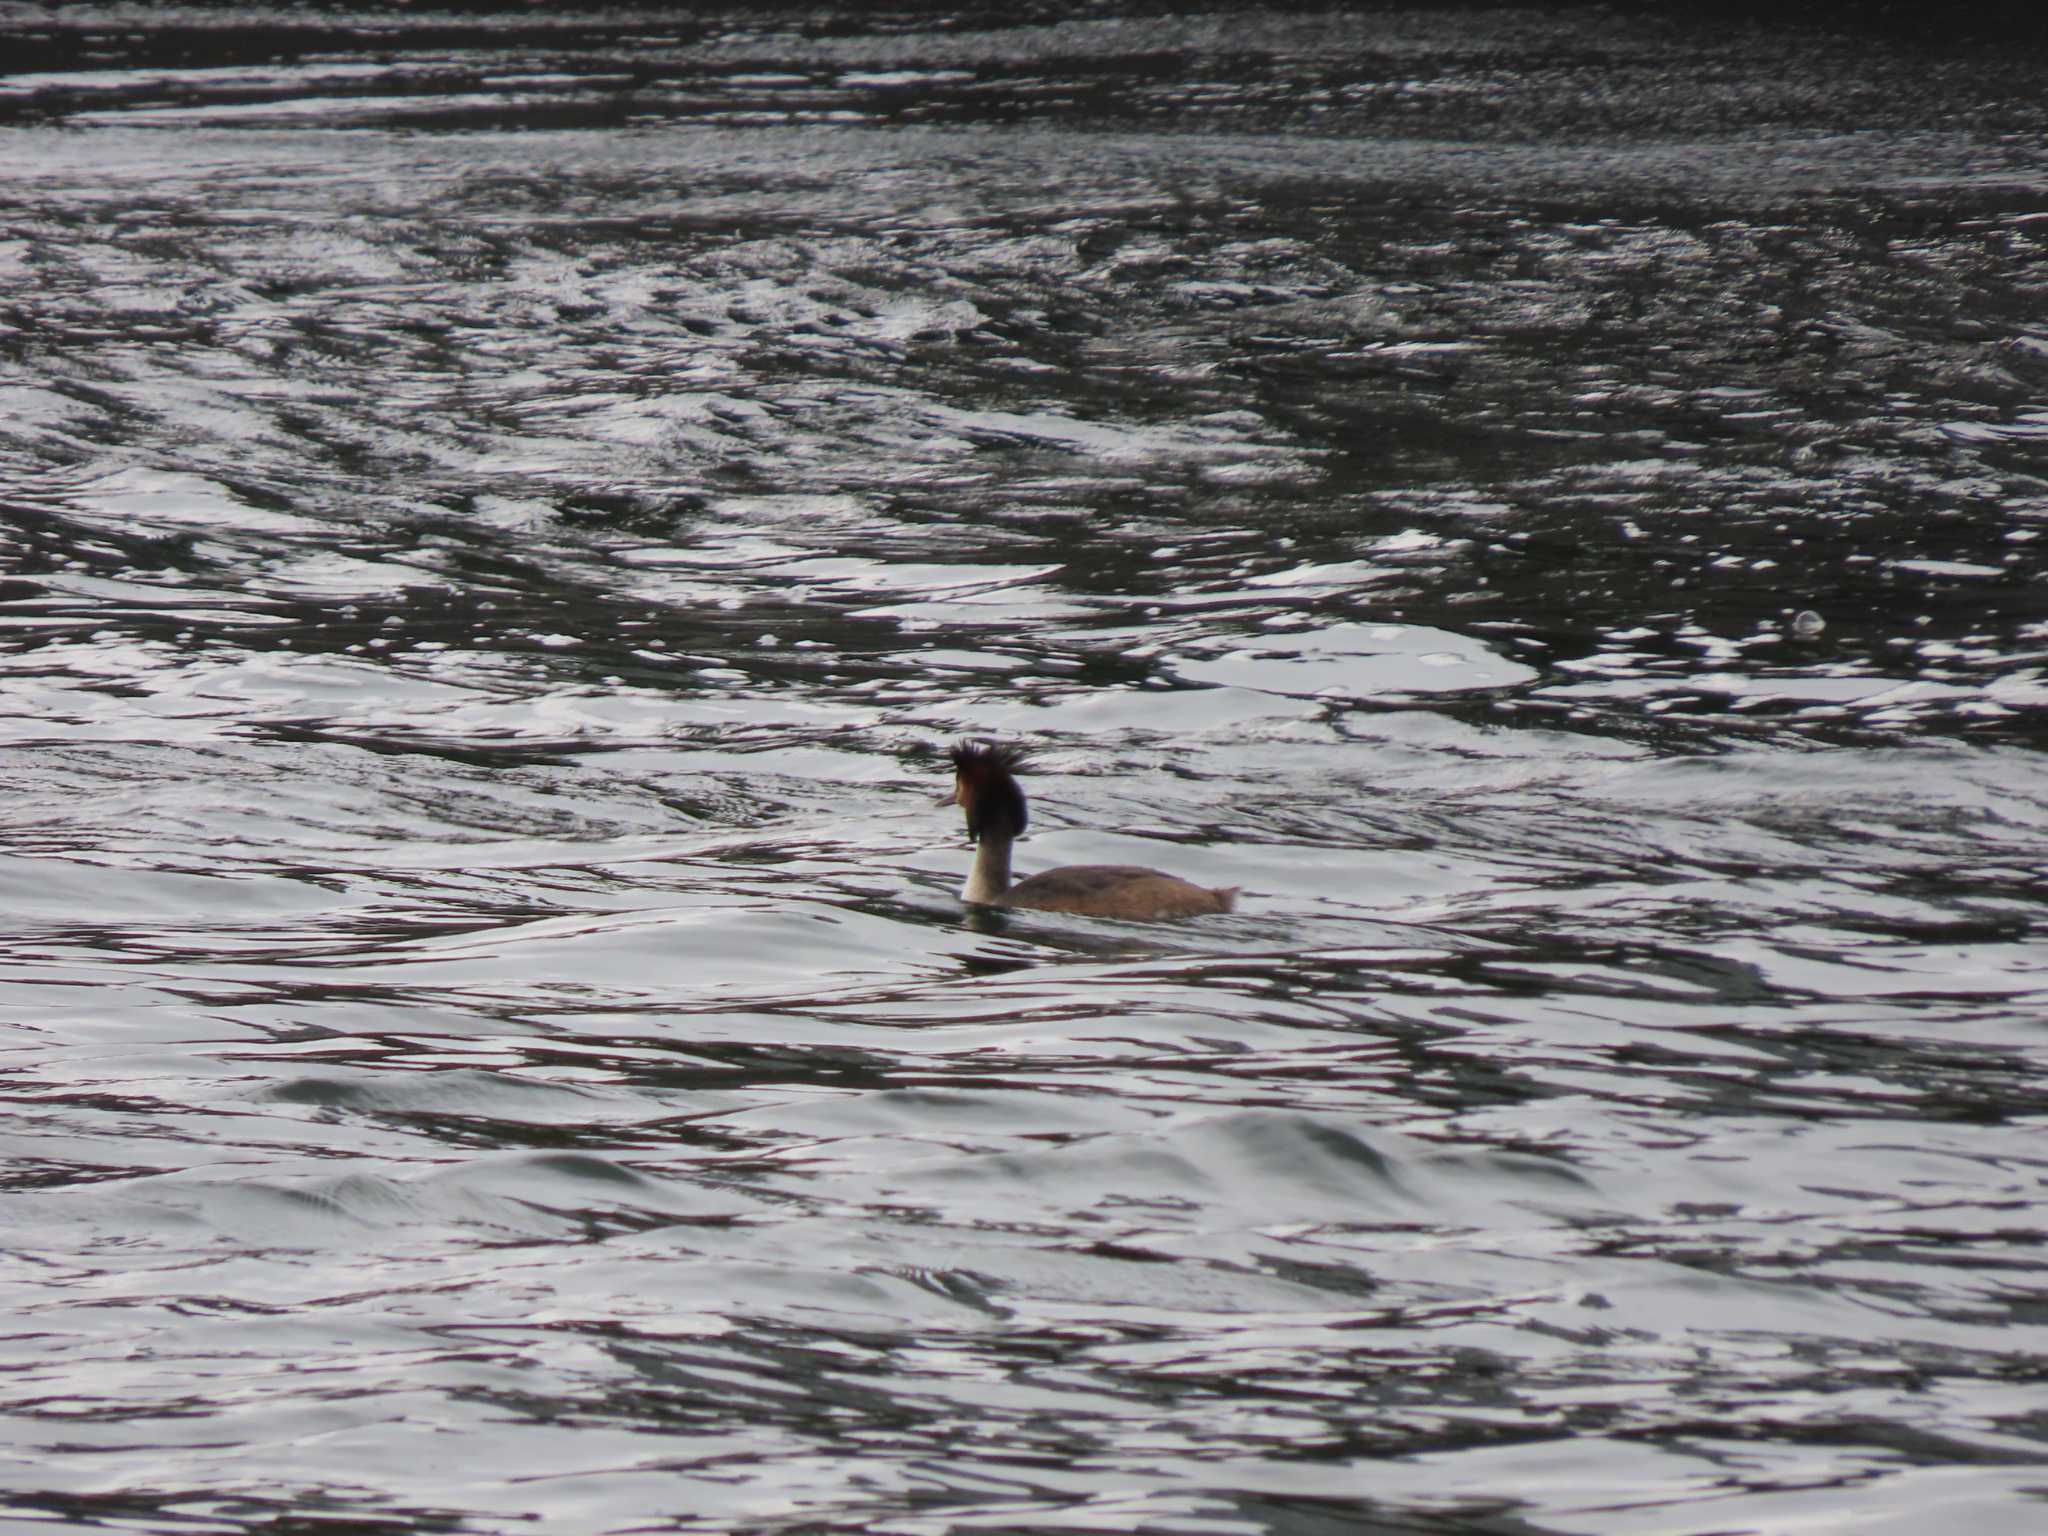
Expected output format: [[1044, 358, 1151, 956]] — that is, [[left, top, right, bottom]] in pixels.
[[2, 6, 2047, 1533]]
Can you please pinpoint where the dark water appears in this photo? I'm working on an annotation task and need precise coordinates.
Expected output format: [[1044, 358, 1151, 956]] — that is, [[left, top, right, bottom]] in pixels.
[[2, 5, 2047, 1533]]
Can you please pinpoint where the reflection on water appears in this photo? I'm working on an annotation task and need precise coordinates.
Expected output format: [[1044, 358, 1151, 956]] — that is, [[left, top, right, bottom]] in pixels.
[[2, 6, 2047, 1534]]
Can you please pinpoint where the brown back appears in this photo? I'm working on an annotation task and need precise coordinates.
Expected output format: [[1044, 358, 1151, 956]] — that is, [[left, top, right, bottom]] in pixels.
[[1002, 864, 1236, 920]]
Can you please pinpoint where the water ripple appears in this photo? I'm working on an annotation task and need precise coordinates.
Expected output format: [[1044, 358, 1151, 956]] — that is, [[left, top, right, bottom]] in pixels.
[[2, 6, 2047, 1535]]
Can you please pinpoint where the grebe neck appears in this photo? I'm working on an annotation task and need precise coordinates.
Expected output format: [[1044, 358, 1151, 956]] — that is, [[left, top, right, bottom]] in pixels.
[[963, 826, 1015, 904]]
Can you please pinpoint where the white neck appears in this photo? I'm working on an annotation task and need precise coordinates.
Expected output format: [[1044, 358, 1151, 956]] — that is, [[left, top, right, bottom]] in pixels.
[[963, 826, 1014, 904]]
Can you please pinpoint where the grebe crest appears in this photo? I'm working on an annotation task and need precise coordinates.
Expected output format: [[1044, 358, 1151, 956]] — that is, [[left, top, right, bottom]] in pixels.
[[946, 738, 1236, 920], [949, 739, 1029, 842]]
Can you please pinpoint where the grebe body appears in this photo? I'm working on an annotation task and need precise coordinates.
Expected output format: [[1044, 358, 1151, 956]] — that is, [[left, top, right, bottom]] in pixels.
[[949, 741, 1236, 920]]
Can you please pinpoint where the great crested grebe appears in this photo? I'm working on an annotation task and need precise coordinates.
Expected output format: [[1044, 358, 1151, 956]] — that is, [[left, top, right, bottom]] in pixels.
[[948, 740, 1237, 920]]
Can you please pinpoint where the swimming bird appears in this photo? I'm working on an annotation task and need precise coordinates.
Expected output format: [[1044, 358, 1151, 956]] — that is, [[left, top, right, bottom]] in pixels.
[[947, 740, 1237, 919]]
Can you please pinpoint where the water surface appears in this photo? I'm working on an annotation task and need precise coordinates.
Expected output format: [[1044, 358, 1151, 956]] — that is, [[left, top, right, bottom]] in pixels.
[[2, 6, 2047, 1534]]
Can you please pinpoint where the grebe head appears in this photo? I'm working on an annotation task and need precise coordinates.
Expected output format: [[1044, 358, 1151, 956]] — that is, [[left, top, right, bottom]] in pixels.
[[949, 739, 1029, 843]]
